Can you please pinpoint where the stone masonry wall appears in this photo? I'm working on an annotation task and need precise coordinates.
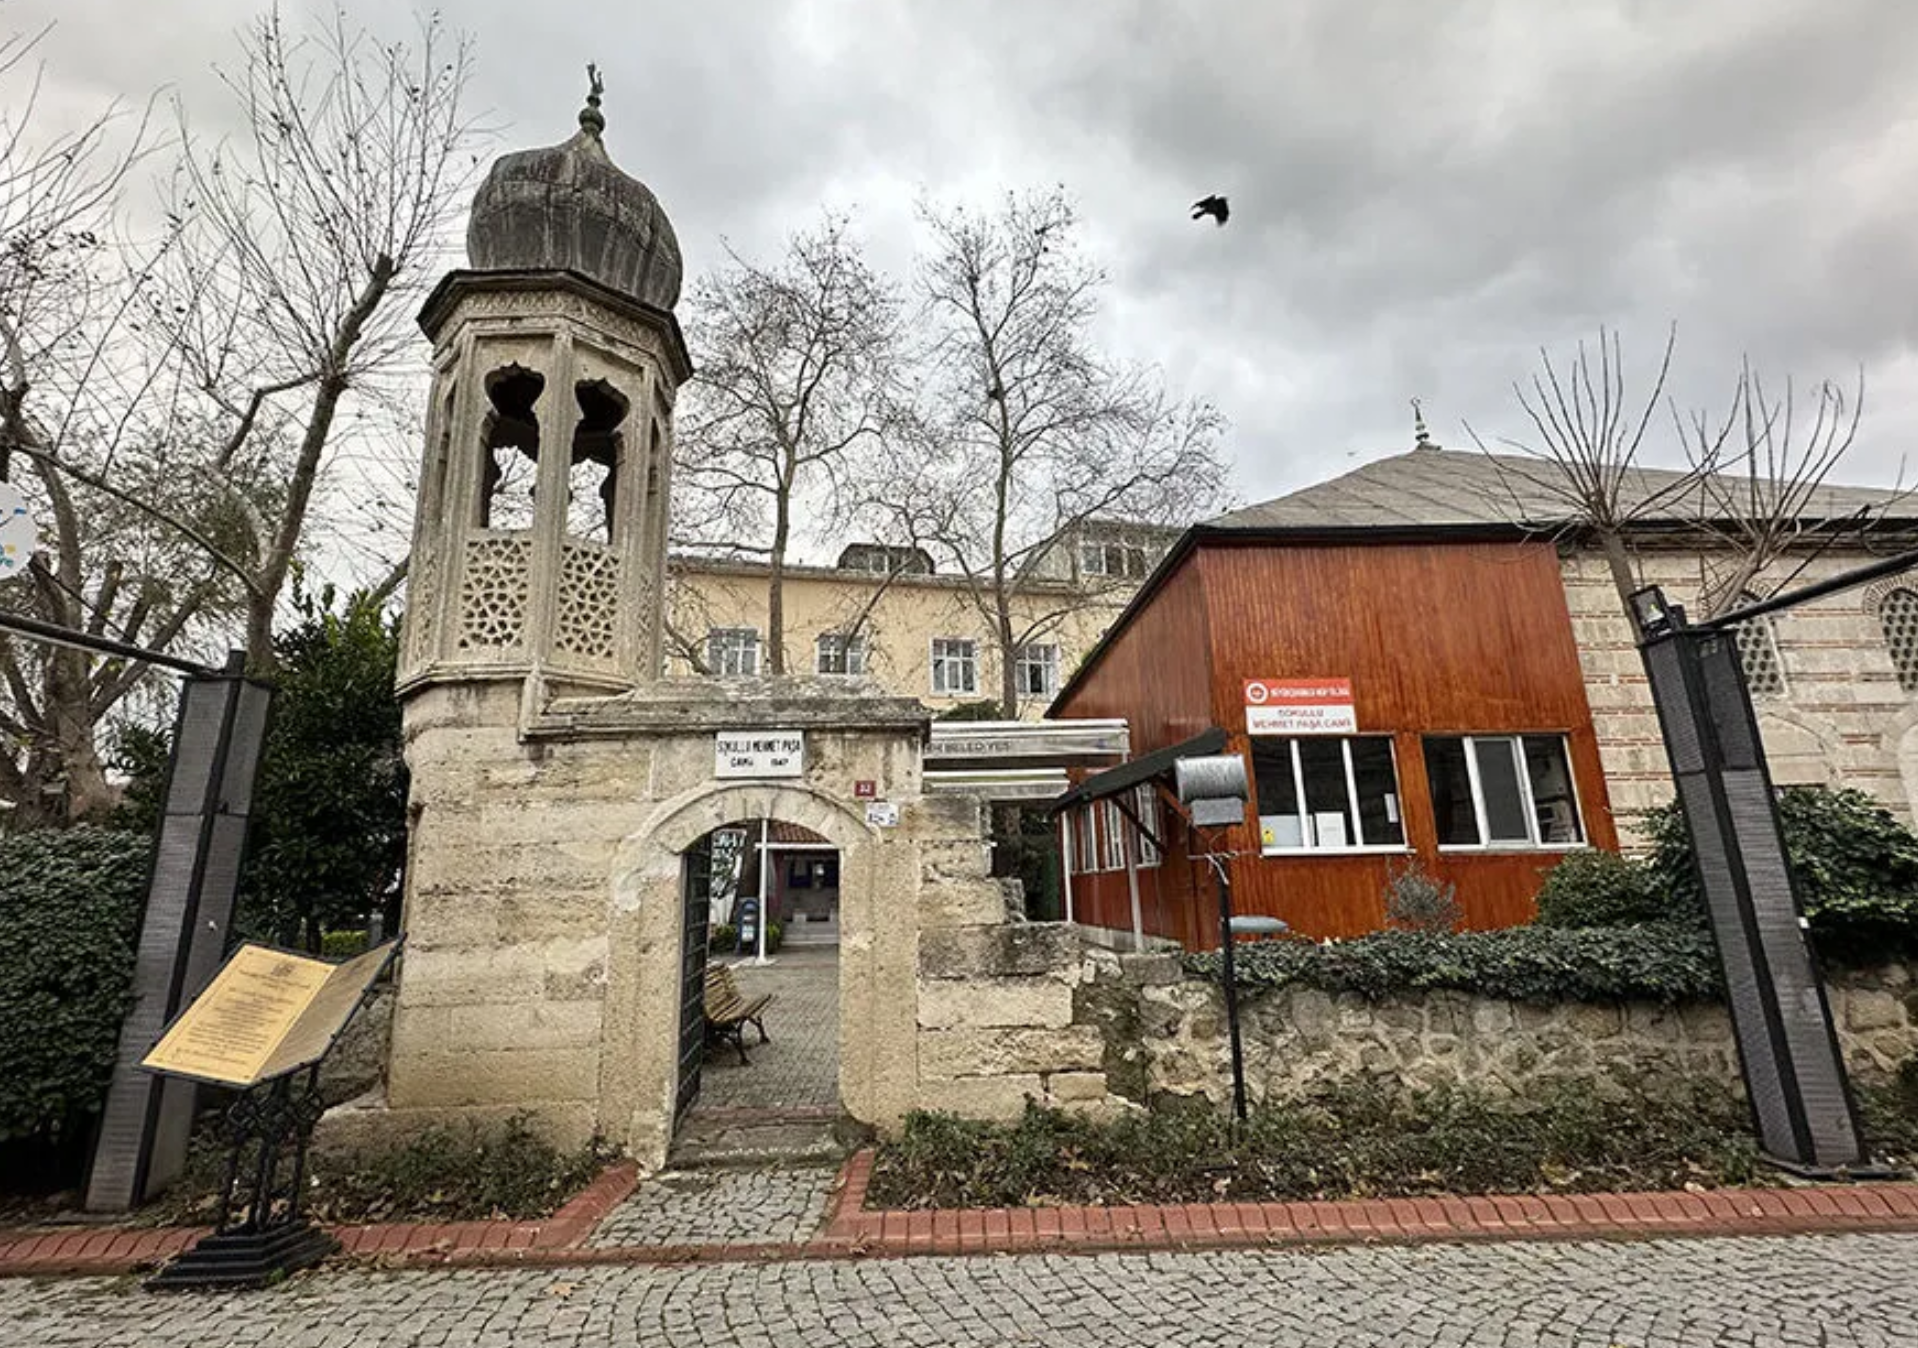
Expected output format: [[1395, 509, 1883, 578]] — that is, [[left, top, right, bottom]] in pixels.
[[1562, 547, 1918, 844], [1080, 950, 1918, 1109]]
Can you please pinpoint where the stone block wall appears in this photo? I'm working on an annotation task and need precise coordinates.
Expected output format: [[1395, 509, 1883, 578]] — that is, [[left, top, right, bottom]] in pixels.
[[1082, 951, 1918, 1109], [1561, 547, 1918, 843], [914, 852, 1118, 1119]]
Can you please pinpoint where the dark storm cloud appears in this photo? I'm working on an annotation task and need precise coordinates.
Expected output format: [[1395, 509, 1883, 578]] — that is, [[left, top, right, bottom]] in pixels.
[[14, 0, 1918, 504]]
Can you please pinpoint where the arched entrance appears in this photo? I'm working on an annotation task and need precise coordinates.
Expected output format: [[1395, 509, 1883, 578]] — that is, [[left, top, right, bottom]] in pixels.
[[601, 782, 892, 1169], [671, 818, 844, 1161]]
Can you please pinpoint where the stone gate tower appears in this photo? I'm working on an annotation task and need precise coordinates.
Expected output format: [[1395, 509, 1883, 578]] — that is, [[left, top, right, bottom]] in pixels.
[[369, 79, 1116, 1171], [398, 78, 690, 695]]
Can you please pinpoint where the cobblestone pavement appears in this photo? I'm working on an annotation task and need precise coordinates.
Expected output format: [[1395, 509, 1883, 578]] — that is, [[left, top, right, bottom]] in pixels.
[[695, 946, 838, 1111], [6, 1233, 1916, 1346], [587, 1166, 838, 1248]]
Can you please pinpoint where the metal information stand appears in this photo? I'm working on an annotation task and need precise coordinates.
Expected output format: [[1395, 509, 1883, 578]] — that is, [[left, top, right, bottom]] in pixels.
[[141, 939, 401, 1290]]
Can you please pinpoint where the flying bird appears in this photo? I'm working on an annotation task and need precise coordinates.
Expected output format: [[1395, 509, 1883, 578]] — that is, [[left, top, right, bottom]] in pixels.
[[1191, 194, 1229, 226]]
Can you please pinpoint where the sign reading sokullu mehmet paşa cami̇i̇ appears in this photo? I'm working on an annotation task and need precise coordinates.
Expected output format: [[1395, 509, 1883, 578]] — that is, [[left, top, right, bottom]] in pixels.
[[714, 730, 805, 779]]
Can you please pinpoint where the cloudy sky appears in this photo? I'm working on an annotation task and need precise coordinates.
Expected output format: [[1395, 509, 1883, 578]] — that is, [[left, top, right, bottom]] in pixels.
[[17, 0, 1918, 523]]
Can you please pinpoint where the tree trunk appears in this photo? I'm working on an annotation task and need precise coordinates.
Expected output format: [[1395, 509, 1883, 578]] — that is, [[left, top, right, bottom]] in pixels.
[[997, 600, 1020, 719], [1598, 529, 1640, 617], [767, 497, 790, 676]]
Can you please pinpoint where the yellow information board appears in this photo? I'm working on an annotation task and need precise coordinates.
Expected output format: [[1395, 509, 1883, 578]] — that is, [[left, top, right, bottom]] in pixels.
[[141, 941, 397, 1088]]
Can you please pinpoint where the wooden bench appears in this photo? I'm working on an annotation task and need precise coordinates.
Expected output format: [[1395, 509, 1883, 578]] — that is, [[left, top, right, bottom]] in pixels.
[[704, 964, 772, 1065]]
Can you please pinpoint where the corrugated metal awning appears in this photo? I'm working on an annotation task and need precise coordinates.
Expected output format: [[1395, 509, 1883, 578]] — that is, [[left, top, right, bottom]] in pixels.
[[1047, 727, 1227, 814]]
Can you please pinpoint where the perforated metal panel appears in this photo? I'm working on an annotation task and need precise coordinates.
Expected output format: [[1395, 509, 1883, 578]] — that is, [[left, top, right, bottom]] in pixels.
[[1639, 619, 1865, 1168], [85, 668, 273, 1211]]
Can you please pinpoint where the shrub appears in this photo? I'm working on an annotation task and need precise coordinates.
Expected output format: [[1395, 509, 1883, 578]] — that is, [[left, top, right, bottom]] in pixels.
[[868, 1079, 1759, 1208], [321, 929, 370, 959], [0, 828, 150, 1146], [1383, 858, 1460, 934], [1188, 923, 1723, 1004], [1644, 787, 1918, 959], [1535, 850, 1672, 928], [707, 920, 783, 955]]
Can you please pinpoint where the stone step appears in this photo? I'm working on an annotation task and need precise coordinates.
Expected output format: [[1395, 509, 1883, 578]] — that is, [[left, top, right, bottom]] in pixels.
[[667, 1108, 856, 1170]]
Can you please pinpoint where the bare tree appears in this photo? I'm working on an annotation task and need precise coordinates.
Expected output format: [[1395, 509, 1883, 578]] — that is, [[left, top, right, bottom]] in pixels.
[[675, 215, 904, 674], [1472, 328, 1899, 623], [906, 188, 1227, 716], [158, 7, 479, 661], [0, 7, 478, 826]]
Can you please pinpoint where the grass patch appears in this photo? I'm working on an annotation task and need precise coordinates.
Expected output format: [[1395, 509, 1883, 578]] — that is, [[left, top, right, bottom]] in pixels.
[[869, 1079, 1786, 1209]]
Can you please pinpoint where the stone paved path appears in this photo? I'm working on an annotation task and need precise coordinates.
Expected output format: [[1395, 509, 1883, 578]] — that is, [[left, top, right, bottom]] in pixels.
[[694, 946, 838, 1112], [5, 1233, 1916, 1345], [587, 1166, 838, 1248]]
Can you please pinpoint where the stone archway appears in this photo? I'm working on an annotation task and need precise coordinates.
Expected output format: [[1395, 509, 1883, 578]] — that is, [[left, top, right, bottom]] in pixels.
[[1754, 706, 1844, 790], [597, 782, 910, 1168]]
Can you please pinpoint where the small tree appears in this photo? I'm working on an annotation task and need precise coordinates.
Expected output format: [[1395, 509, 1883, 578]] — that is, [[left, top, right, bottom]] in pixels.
[[906, 188, 1228, 716], [1472, 327, 1900, 622], [676, 215, 904, 674]]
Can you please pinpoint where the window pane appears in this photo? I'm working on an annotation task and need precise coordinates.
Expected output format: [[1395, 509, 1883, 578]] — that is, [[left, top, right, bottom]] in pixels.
[[1522, 735, 1584, 844], [1296, 737, 1353, 848], [1350, 738, 1404, 846], [1424, 738, 1479, 845], [1473, 737, 1531, 842], [1251, 738, 1302, 849]]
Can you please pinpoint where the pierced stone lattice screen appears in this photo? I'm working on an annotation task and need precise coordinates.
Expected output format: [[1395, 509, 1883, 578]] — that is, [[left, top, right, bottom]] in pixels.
[[459, 534, 533, 650], [553, 542, 621, 662], [1731, 595, 1786, 697], [1880, 587, 1918, 693]]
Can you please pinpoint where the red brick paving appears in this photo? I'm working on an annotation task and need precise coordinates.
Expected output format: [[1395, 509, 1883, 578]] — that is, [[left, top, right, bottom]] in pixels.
[[3, 1150, 1916, 1279]]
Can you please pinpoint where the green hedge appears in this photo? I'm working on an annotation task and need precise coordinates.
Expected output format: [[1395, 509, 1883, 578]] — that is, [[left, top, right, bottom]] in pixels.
[[0, 828, 150, 1144], [1187, 923, 1724, 1004], [1644, 787, 1918, 959], [1535, 850, 1672, 929]]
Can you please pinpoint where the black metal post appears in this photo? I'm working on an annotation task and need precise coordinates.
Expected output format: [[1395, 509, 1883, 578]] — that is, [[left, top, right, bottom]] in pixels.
[[1213, 858, 1249, 1122]]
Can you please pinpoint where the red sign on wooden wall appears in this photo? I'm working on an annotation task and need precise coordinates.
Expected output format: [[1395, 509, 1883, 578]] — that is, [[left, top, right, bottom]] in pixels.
[[1243, 677, 1356, 735]]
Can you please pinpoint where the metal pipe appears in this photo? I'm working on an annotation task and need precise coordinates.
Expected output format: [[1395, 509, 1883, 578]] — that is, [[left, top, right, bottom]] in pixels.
[[1692, 546, 1918, 632], [0, 607, 222, 676], [1211, 855, 1249, 1122]]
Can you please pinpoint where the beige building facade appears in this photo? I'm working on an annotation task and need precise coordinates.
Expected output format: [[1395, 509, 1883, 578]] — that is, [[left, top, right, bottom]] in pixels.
[[664, 538, 1161, 719]]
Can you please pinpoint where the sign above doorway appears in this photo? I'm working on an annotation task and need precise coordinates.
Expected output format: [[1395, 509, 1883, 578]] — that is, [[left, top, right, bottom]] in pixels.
[[1244, 678, 1356, 736], [714, 730, 806, 779]]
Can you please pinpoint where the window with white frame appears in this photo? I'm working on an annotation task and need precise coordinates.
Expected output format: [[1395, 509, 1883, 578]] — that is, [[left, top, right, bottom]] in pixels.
[[1730, 591, 1786, 697], [1073, 804, 1096, 874], [706, 627, 760, 678], [1423, 734, 1584, 849], [1881, 587, 1918, 693], [930, 638, 977, 695], [1133, 785, 1162, 867], [1251, 736, 1404, 852], [1100, 800, 1127, 871], [1016, 643, 1060, 698], [1080, 540, 1151, 579], [815, 632, 866, 676]]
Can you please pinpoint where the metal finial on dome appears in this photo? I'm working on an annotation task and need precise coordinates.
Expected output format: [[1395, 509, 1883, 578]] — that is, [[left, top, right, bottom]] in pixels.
[[1412, 397, 1435, 450], [579, 63, 605, 137]]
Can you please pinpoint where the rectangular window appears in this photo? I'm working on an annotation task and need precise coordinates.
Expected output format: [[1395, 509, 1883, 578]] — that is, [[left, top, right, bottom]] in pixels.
[[815, 632, 866, 676], [1134, 785, 1162, 868], [1422, 735, 1586, 849], [1073, 805, 1095, 874], [1016, 643, 1060, 698], [1100, 800, 1127, 872], [1080, 541, 1149, 579], [1250, 736, 1404, 852], [706, 627, 760, 678], [930, 638, 977, 695]]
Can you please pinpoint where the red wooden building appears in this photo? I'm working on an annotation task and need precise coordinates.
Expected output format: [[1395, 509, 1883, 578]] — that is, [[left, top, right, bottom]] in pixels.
[[1048, 501, 1617, 949]]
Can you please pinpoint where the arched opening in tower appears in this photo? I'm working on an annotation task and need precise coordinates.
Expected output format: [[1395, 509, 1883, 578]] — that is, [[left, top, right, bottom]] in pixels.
[[479, 365, 545, 530], [569, 379, 629, 543]]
